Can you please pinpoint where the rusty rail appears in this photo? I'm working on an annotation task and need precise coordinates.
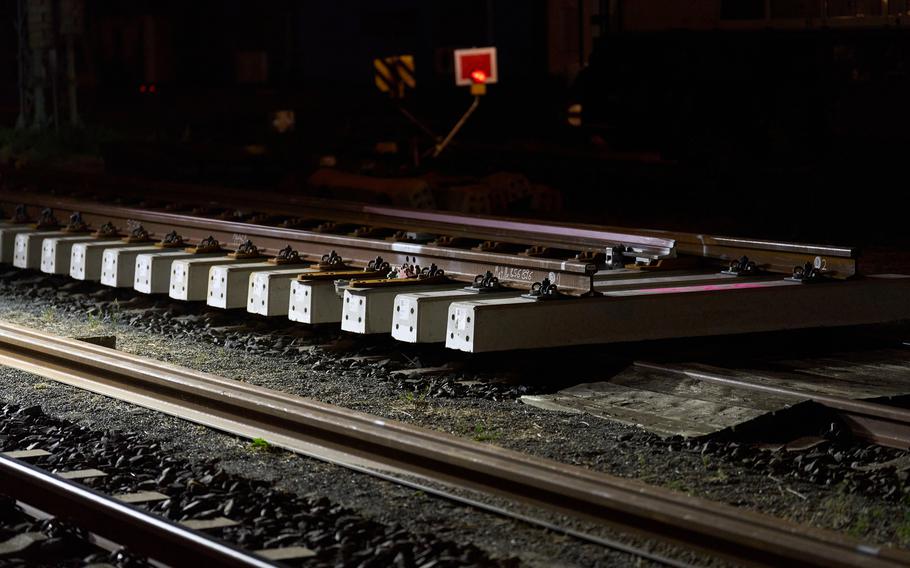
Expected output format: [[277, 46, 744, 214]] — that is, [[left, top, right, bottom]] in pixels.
[[0, 454, 275, 567], [0, 322, 906, 567]]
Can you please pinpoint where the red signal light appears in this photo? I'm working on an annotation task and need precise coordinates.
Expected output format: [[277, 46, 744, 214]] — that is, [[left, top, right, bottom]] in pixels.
[[470, 69, 487, 84], [149, 84, 156, 94], [139, 84, 147, 93]]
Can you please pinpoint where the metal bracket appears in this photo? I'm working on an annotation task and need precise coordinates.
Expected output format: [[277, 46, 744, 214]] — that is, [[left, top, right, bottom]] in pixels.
[[605, 245, 629, 269], [186, 235, 222, 254], [269, 245, 303, 265], [319, 250, 346, 270], [156, 230, 185, 248], [522, 276, 566, 301], [124, 224, 150, 243], [465, 270, 503, 293], [230, 239, 262, 259], [366, 256, 390, 273], [722, 255, 759, 276], [93, 221, 120, 238], [64, 211, 89, 233], [787, 256, 833, 283], [35, 208, 59, 230]]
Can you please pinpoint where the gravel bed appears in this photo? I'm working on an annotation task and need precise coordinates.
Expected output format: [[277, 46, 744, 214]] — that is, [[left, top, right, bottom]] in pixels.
[[0, 402, 511, 567], [0, 499, 125, 567], [1, 270, 910, 562]]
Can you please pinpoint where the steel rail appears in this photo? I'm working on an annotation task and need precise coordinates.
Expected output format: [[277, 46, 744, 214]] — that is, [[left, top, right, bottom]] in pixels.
[[0, 171, 677, 256], [635, 362, 910, 449], [0, 454, 276, 568], [0, 193, 606, 294], [2, 168, 857, 277], [0, 322, 907, 567]]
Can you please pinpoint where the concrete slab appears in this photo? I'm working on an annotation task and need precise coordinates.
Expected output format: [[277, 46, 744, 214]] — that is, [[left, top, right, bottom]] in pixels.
[[133, 251, 220, 294], [391, 288, 522, 343], [100, 245, 165, 288], [114, 491, 169, 504], [390, 272, 733, 345], [341, 283, 465, 334], [1, 449, 51, 460], [170, 256, 262, 301], [0, 226, 35, 264], [247, 267, 320, 316], [523, 352, 910, 439], [288, 279, 344, 324], [71, 240, 144, 281], [207, 262, 309, 309], [256, 547, 316, 561], [446, 275, 910, 352], [13, 231, 66, 269], [40, 235, 98, 275], [58, 468, 107, 480]]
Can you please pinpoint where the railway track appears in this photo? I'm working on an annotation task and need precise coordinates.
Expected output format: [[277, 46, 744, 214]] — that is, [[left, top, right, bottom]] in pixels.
[[0, 453, 276, 567], [1, 321, 909, 567], [0, 170, 908, 353]]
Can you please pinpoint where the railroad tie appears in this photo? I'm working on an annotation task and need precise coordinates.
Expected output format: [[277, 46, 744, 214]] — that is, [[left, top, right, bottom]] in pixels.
[[207, 262, 296, 310], [100, 246, 162, 288], [71, 240, 141, 281], [13, 231, 68, 270], [247, 267, 320, 317]]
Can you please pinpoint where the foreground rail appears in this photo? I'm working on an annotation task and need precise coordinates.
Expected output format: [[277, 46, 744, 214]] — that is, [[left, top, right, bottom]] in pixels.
[[0, 322, 907, 567], [0, 454, 275, 567]]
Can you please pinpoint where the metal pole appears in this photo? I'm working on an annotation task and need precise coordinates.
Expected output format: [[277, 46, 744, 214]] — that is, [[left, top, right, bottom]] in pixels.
[[431, 96, 480, 158]]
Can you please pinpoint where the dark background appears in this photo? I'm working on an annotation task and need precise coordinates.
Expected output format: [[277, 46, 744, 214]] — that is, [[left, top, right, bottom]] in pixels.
[[1, 0, 908, 249]]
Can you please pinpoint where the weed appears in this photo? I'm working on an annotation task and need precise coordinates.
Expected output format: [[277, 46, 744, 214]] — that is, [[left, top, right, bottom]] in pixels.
[[109, 299, 122, 325], [665, 479, 691, 494], [33, 382, 49, 390], [400, 386, 430, 411], [472, 423, 500, 442], [847, 507, 883, 538], [87, 312, 100, 331], [896, 511, 910, 545], [41, 307, 55, 323], [707, 468, 729, 483], [249, 437, 271, 451]]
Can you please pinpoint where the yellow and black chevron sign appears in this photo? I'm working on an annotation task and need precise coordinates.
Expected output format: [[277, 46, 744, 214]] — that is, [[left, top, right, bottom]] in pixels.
[[374, 55, 415, 98]]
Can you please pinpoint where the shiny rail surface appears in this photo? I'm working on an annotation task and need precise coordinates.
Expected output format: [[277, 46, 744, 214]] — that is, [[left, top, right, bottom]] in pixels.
[[0, 322, 906, 567], [0, 453, 275, 567]]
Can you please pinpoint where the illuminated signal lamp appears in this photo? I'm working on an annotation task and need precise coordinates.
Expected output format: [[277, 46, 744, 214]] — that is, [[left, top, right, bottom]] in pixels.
[[470, 69, 487, 84], [149, 84, 157, 94], [139, 84, 147, 94]]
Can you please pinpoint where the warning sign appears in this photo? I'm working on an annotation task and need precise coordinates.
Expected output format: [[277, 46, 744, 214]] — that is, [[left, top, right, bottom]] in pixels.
[[374, 55, 416, 98], [453, 47, 498, 86]]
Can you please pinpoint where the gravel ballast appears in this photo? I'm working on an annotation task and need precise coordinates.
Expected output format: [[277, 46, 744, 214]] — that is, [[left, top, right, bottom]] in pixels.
[[1, 269, 909, 565]]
